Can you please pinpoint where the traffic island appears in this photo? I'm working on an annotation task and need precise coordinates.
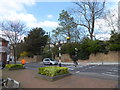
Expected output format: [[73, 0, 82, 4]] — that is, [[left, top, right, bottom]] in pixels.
[[36, 73, 71, 81], [36, 66, 71, 81]]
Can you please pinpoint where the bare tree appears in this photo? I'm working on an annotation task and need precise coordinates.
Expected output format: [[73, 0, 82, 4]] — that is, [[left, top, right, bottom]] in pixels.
[[104, 9, 118, 34], [0, 20, 26, 64], [118, 1, 120, 32], [73, 0, 105, 40]]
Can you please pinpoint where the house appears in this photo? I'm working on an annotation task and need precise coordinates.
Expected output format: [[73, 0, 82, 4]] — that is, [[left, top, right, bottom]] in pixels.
[[0, 37, 9, 64]]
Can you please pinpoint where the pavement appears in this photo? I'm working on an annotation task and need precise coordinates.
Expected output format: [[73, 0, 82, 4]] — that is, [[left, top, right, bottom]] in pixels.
[[2, 68, 118, 88], [61, 61, 119, 65]]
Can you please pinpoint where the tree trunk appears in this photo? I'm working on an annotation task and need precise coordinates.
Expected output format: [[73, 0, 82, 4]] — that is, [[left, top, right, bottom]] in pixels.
[[90, 33, 93, 40]]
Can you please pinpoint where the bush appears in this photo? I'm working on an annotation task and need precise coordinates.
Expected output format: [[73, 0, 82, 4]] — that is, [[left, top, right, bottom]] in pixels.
[[109, 44, 120, 51], [6, 64, 24, 70], [20, 51, 29, 57], [38, 66, 69, 77], [42, 52, 52, 58]]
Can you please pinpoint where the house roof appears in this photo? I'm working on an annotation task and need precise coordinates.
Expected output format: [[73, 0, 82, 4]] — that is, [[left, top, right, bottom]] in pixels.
[[0, 37, 9, 42]]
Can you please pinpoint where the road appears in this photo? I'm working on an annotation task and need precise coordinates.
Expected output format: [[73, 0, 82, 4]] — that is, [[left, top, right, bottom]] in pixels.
[[0, 61, 119, 80], [25, 62, 119, 80]]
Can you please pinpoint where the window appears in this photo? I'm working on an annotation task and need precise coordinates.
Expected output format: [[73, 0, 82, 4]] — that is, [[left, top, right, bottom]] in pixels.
[[45, 59, 50, 61], [50, 58, 55, 61]]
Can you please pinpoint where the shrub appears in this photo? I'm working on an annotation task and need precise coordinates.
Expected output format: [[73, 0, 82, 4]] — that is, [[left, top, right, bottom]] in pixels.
[[38, 66, 69, 77], [109, 44, 120, 51], [6, 64, 24, 70], [20, 51, 29, 57]]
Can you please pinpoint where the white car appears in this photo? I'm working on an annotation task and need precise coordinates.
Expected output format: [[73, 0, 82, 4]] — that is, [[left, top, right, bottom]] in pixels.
[[43, 58, 58, 65]]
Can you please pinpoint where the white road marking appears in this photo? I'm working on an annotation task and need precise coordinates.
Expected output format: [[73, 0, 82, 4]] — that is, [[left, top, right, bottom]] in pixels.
[[67, 66, 73, 68], [84, 65, 98, 70], [109, 69, 118, 72], [102, 73, 120, 77], [68, 68, 74, 70], [76, 71, 80, 73], [105, 72, 113, 74]]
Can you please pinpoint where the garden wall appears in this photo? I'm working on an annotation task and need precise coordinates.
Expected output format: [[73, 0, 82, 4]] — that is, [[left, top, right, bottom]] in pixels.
[[89, 51, 119, 62], [55, 51, 119, 62], [55, 54, 72, 62], [18, 55, 43, 62], [18, 51, 119, 62]]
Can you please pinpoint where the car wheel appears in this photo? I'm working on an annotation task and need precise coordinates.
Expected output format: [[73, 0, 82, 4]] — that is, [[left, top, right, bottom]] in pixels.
[[50, 63, 52, 65]]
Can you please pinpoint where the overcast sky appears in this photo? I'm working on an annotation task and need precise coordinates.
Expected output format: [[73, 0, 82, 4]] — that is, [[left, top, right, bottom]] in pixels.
[[0, 0, 118, 40]]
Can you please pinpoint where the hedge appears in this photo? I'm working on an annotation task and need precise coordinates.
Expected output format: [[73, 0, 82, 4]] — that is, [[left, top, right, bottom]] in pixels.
[[5, 64, 24, 70], [109, 44, 120, 51], [38, 66, 69, 77]]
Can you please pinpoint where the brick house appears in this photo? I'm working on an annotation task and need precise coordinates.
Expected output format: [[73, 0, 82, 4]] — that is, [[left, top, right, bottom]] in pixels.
[[0, 37, 9, 64]]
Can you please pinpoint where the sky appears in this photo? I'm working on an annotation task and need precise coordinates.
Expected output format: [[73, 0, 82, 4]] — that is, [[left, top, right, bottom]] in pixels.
[[0, 0, 119, 40]]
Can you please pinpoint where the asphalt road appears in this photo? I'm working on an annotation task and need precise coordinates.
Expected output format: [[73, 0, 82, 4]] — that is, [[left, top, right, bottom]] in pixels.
[[24, 62, 119, 80], [69, 64, 119, 80], [0, 62, 119, 80]]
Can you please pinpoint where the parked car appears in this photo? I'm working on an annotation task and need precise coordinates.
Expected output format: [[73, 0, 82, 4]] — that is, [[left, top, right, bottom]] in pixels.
[[43, 58, 58, 65]]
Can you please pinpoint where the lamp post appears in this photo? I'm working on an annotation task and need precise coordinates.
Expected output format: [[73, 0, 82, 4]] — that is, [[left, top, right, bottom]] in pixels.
[[47, 32, 50, 53], [46, 32, 51, 54], [74, 48, 78, 67], [58, 41, 61, 59], [75, 48, 78, 57]]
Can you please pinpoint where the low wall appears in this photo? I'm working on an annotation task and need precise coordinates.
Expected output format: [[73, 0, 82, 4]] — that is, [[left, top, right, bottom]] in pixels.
[[55, 54, 72, 62], [18, 55, 43, 62], [56, 51, 119, 62], [89, 51, 119, 62], [18, 51, 119, 62]]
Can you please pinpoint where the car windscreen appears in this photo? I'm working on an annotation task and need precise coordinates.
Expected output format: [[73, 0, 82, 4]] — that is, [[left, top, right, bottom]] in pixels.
[[50, 58, 55, 61], [44, 59, 49, 61]]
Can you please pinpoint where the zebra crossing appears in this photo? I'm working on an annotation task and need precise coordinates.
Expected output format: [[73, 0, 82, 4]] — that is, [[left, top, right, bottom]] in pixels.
[[66, 64, 119, 78]]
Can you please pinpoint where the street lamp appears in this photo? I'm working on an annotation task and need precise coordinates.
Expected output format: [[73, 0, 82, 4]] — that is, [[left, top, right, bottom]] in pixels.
[[46, 32, 51, 53], [58, 41, 62, 60], [74, 48, 78, 67]]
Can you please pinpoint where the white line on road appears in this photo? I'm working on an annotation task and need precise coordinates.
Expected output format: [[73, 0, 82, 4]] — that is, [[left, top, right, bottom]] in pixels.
[[68, 68, 74, 70], [105, 72, 113, 74], [109, 69, 118, 72], [76, 71, 80, 73], [102, 73, 119, 77], [83, 65, 98, 70]]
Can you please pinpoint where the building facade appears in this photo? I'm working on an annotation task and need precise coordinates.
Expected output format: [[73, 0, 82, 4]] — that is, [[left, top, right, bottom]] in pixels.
[[0, 37, 9, 64]]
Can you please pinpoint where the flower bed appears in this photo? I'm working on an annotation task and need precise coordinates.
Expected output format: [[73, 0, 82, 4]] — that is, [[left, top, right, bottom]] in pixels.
[[5, 64, 25, 70], [38, 66, 71, 81]]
